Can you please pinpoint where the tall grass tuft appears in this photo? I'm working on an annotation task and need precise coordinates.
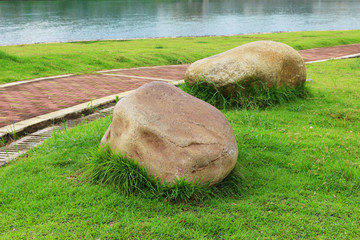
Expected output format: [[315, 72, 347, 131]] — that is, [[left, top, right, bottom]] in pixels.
[[85, 145, 243, 202], [85, 145, 157, 195], [160, 178, 214, 203], [180, 80, 311, 110]]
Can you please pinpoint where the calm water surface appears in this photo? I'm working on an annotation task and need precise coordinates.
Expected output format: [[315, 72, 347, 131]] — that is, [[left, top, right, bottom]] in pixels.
[[0, 0, 359, 46]]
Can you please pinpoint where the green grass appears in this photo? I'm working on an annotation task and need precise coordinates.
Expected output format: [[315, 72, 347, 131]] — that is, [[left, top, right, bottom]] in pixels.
[[86, 145, 243, 203], [0, 30, 360, 84], [0, 57, 359, 239], [180, 80, 311, 110]]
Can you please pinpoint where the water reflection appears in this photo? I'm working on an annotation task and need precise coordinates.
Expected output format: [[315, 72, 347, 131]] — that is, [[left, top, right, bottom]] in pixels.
[[0, 0, 359, 45]]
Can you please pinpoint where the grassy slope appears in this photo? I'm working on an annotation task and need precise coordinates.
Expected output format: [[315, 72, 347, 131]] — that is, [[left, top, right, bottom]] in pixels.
[[0, 57, 359, 239], [0, 30, 360, 84]]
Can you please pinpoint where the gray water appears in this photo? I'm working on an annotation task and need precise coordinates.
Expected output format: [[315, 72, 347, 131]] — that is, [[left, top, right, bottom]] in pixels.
[[0, 0, 359, 46]]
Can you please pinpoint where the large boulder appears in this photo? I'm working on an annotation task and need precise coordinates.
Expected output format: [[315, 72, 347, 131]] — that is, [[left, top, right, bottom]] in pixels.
[[185, 41, 306, 94], [101, 82, 238, 185]]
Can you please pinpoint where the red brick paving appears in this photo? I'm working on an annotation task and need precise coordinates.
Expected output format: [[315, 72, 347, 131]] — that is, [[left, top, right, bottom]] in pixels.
[[1, 44, 359, 128], [299, 44, 360, 62], [105, 65, 190, 80], [0, 74, 160, 127]]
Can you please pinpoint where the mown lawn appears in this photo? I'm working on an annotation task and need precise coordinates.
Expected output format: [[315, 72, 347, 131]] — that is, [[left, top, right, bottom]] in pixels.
[[0, 56, 359, 238], [0, 30, 360, 84]]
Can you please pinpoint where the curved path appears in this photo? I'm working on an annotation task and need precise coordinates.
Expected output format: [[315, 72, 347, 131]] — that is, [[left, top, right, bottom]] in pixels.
[[1, 44, 360, 129]]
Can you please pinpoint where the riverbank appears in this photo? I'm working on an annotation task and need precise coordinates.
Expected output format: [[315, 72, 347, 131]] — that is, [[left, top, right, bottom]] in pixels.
[[1, 30, 360, 84], [1, 56, 359, 238]]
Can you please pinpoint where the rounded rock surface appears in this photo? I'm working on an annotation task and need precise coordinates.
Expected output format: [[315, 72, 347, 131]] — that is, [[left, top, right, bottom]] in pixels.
[[185, 40, 307, 93], [101, 82, 238, 185]]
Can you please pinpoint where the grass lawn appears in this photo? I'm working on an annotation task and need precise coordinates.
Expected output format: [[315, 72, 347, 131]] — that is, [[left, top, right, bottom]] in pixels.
[[0, 54, 359, 238], [0, 30, 360, 84]]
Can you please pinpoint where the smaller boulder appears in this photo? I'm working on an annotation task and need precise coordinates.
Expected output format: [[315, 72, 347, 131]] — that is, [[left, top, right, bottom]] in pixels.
[[185, 41, 306, 94], [101, 82, 238, 185]]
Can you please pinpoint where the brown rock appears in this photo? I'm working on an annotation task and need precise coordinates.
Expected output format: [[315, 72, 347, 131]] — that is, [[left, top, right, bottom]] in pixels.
[[101, 82, 238, 185], [185, 41, 306, 93]]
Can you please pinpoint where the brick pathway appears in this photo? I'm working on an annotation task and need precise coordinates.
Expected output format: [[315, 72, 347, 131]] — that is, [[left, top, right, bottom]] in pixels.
[[299, 44, 360, 62], [0, 44, 359, 128], [101, 65, 190, 81], [0, 74, 161, 127]]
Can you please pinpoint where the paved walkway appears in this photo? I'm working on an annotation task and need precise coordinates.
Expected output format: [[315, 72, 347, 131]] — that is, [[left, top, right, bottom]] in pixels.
[[298, 44, 360, 62], [1, 44, 359, 128]]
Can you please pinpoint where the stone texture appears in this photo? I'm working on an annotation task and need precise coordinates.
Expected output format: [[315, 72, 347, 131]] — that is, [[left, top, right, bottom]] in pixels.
[[185, 40, 307, 93], [101, 81, 238, 185]]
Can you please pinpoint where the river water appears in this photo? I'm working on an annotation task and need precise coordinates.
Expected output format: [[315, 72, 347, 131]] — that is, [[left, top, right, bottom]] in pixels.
[[0, 0, 359, 46]]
